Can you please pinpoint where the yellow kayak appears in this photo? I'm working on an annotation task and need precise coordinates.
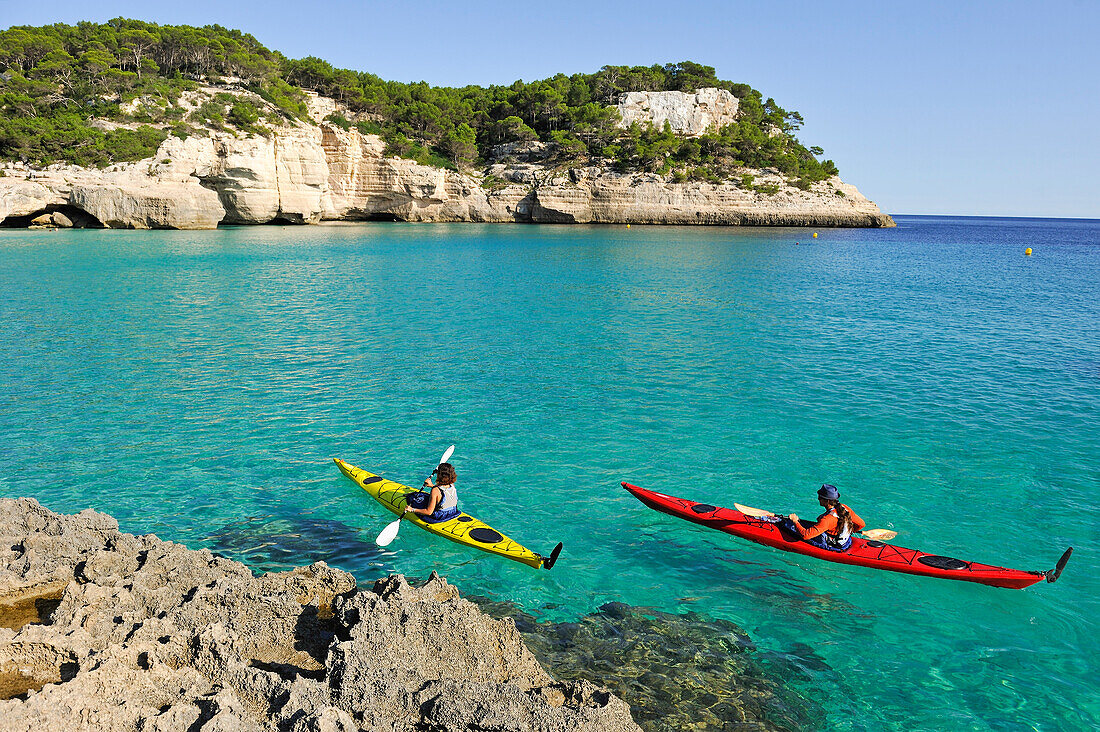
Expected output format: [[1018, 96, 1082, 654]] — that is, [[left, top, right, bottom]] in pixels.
[[334, 458, 562, 570]]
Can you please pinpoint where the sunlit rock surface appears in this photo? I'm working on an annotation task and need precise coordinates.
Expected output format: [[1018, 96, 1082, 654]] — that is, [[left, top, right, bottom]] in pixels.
[[616, 88, 741, 136], [0, 498, 639, 732], [0, 87, 892, 230]]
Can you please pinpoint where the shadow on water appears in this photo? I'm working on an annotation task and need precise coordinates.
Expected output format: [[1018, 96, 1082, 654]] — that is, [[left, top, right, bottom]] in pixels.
[[204, 513, 389, 575], [474, 597, 826, 732]]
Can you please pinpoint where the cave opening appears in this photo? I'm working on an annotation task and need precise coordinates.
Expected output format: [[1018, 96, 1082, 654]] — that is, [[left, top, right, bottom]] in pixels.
[[1, 204, 104, 229]]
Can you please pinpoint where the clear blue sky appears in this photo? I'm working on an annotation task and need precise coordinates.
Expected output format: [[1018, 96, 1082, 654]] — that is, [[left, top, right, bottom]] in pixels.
[[3, 0, 1097, 218]]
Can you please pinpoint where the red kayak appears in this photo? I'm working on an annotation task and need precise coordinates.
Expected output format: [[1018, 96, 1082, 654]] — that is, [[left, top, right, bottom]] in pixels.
[[622, 482, 1071, 589]]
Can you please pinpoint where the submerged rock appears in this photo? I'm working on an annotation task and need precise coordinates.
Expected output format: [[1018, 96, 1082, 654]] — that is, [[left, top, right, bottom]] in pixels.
[[0, 498, 639, 731], [476, 599, 824, 732], [204, 513, 387, 575]]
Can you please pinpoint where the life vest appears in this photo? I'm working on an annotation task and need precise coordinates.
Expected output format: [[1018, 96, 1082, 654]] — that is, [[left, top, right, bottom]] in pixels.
[[436, 483, 458, 512], [818, 506, 852, 551], [408, 484, 460, 524]]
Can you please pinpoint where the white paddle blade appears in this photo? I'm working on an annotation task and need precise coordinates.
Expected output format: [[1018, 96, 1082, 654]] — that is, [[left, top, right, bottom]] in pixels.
[[734, 503, 776, 518], [440, 445, 455, 464], [375, 518, 402, 547], [861, 529, 897, 541]]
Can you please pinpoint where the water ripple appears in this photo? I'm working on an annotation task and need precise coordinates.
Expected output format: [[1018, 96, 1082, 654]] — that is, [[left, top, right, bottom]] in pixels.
[[1, 219, 1098, 730]]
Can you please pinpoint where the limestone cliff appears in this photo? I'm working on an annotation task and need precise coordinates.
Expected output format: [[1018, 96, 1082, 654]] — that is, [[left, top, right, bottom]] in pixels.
[[616, 89, 740, 136], [0, 88, 893, 229]]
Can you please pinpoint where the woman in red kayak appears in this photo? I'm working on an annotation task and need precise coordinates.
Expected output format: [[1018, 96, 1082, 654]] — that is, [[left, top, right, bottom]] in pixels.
[[787, 484, 865, 551]]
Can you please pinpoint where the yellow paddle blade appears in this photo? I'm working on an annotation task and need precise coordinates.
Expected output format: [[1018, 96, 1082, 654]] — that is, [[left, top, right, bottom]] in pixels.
[[734, 502, 897, 541], [734, 503, 776, 518]]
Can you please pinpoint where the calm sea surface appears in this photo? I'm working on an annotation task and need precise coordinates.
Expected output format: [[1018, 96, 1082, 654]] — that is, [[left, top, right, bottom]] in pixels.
[[1, 216, 1097, 729]]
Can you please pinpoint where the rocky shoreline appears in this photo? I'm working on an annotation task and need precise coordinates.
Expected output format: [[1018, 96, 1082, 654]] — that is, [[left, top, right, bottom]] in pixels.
[[0, 497, 639, 731], [0, 89, 894, 231]]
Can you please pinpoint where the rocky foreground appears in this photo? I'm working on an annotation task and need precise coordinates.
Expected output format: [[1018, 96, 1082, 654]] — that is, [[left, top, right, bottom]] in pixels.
[[0, 498, 639, 731]]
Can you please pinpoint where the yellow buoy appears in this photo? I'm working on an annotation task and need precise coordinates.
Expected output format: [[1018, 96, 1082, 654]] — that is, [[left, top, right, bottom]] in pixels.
[[626, 224, 630, 228], [1025, 247, 1032, 256], [812, 232, 818, 238]]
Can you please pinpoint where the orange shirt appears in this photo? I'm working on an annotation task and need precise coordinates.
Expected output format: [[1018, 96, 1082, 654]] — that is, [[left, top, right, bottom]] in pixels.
[[793, 504, 866, 540]]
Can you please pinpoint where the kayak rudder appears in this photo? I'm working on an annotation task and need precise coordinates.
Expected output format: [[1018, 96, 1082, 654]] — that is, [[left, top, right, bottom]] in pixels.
[[1044, 547, 1073, 583], [541, 541, 564, 570]]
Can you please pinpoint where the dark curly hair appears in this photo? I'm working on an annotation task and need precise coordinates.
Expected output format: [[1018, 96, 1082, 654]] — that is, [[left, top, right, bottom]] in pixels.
[[435, 462, 457, 485]]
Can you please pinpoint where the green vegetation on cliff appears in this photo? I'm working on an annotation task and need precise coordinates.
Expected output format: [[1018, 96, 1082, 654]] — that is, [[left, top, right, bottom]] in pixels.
[[0, 19, 306, 166], [0, 18, 838, 184]]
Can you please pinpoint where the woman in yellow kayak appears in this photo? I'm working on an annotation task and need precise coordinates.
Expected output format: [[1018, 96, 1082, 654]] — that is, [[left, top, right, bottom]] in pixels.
[[786, 484, 865, 551], [403, 462, 461, 523]]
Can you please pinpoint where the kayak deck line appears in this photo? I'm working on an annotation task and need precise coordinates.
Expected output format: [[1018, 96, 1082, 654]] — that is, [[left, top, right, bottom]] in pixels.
[[334, 458, 562, 570], [622, 482, 1071, 590]]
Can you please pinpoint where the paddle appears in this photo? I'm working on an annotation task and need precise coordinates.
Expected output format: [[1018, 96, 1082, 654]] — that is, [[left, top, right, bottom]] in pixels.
[[376, 444, 455, 547], [734, 503, 898, 541]]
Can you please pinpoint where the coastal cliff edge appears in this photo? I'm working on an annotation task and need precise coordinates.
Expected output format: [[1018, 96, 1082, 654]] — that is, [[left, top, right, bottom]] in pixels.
[[0, 89, 894, 230]]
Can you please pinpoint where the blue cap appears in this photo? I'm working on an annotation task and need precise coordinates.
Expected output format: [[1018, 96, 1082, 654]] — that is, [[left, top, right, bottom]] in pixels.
[[818, 484, 840, 501]]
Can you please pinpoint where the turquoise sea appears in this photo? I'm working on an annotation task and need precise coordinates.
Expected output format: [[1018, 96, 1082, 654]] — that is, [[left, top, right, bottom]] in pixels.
[[1, 216, 1097, 730]]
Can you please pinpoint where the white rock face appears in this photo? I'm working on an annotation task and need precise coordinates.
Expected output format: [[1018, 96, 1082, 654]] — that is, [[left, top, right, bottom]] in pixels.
[[304, 90, 340, 124], [204, 125, 328, 224], [616, 88, 740, 136], [0, 123, 329, 228], [0, 90, 893, 229], [70, 182, 225, 229], [321, 125, 502, 222], [0, 157, 225, 230], [507, 167, 890, 226], [0, 180, 56, 223]]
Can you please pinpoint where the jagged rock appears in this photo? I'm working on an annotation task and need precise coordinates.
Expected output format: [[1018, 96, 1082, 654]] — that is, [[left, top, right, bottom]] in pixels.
[[415, 678, 638, 732], [0, 500, 120, 597], [327, 572, 550, 697], [289, 706, 358, 732], [0, 498, 641, 732]]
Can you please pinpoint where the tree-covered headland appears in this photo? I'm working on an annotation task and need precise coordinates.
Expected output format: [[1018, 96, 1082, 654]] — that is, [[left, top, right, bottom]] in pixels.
[[0, 19, 838, 189]]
